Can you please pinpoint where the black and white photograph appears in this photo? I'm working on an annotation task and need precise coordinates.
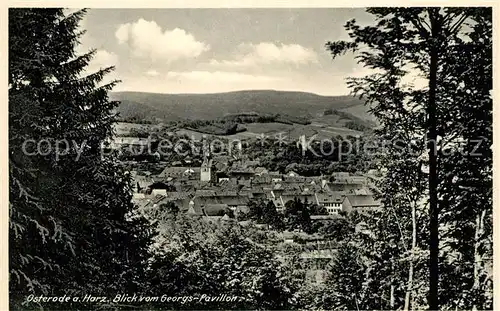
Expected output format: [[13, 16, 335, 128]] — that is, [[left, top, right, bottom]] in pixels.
[[7, 4, 495, 310]]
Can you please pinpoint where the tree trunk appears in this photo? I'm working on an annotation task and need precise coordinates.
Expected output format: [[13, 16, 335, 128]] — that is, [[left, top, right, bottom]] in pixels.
[[390, 283, 395, 310], [472, 209, 487, 310], [390, 259, 395, 310], [404, 203, 417, 310], [428, 10, 440, 311]]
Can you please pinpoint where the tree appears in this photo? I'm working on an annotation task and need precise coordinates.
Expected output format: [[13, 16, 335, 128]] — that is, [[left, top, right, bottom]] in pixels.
[[320, 210, 407, 310], [316, 217, 354, 241], [284, 198, 312, 233], [436, 9, 492, 309], [323, 242, 367, 310], [208, 225, 297, 309], [262, 200, 285, 230], [149, 213, 298, 310], [244, 199, 285, 230], [326, 7, 492, 309], [153, 202, 180, 221], [245, 199, 266, 222], [310, 204, 328, 216], [9, 9, 152, 309]]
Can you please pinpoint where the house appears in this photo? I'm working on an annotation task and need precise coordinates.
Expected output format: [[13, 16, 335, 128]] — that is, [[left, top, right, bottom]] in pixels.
[[186, 201, 234, 221], [248, 187, 267, 199], [216, 171, 230, 183], [204, 204, 233, 217], [236, 179, 251, 188], [162, 192, 192, 202], [195, 190, 217, 197], [350, 176, 368, 184], [314, 192, 345, 215], [310, 215, 340, 220], [272, 183, 303, 197], [283, 176, 308, 184], [133, 175, 155, 191], [214, 162, 228, 172], [242, 160, 260, 168], [192, 194, 250, 211], [352, 188, 371, 195], [327, 177, 366, 191], [254, 167, 269, 176], [186, 200, 203, 216], [287, 171, 301, 177], [151, 188, 167, 196], [272, 198, 285, 213], [158, 166, 200, 179], [132, 192, 146, 201], [331, 172, 350, 178], [270, 174, 283, 183], [343, 195, 381, 213], [228, 167, 255, 180]]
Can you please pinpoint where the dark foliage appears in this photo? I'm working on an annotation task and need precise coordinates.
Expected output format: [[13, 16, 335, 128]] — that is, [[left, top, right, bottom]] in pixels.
[[9, 9, 152, 309]]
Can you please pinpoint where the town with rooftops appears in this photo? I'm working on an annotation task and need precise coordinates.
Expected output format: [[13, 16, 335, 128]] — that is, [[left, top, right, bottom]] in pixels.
[[132, 153, 381, 221], [108, 121, 384, 286]]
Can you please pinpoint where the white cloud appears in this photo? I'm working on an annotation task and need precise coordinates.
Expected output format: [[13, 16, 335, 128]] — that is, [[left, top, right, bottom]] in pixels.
[[209, 42, 318, 68], [76, 50, 120, 87], [115, 23, 130, 44], [115, 19, 210, 62], [81, 49, 119, 76], [146, 69, 160, 77], [348, 62, 428, 91], [91, 50, 119, 68]]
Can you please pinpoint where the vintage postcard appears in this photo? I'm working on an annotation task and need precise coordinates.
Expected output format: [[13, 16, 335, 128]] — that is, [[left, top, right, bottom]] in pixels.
[[4, 2, 496, 310]]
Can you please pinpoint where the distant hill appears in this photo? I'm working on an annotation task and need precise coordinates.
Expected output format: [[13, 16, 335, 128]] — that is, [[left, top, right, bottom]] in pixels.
[[110, 90, 376, 126]]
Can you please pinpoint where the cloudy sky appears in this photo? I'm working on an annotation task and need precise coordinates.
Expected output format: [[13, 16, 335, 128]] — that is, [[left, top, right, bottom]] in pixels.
[[79, 8, 376, 95]]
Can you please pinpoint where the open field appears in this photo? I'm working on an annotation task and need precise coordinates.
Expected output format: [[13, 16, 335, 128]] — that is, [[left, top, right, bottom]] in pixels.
[[174, 122, 362, 142], [113, 122, 159, 136], [310, 114, 347, 127], [115, 117, 363, 142]]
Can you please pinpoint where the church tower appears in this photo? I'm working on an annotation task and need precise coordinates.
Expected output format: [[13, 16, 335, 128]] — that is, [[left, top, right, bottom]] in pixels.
[[200, 156, 213, 182]]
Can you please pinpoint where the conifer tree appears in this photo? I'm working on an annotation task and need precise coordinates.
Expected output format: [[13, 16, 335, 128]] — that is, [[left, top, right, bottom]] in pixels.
[[9, 8, 152, 309]]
